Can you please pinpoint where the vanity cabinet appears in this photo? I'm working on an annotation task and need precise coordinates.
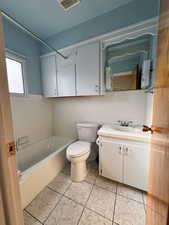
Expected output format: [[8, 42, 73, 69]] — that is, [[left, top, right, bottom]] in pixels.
[[76, 42, 100, 95], [41, 54, 57, 97], [100, 141, 123, 183], [41, 41, 101, 97], [99, 137, 150, 191]]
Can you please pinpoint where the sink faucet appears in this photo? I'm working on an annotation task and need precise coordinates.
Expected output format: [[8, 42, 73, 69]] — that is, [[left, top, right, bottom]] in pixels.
[[118, 120, 133, 127]]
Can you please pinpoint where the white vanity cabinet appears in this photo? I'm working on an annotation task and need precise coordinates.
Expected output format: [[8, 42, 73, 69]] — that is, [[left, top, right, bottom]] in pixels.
[[41, 54, 57, 97], [76, 42, 100, 96], [99, 137, 150, 191], [100, 140, 123, 183]]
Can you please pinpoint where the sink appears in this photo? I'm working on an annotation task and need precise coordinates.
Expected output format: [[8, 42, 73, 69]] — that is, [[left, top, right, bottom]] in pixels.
[[112, 124, 134, 132], [111, 124, 142, 132]]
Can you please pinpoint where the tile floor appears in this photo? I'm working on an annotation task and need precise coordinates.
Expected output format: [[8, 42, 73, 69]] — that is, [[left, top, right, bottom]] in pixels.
[[24, 161, 148, 225]]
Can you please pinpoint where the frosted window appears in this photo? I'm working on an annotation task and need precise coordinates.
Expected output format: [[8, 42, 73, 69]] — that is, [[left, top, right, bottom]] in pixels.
[[6, 58, 24, 94]]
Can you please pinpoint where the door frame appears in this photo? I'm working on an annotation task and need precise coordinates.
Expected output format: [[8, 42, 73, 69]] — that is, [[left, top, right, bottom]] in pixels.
[[0, 12, 24, 225]]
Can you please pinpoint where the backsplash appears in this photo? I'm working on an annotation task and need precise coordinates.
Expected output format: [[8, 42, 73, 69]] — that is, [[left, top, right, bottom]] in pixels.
[[53, 90, 153, 138]]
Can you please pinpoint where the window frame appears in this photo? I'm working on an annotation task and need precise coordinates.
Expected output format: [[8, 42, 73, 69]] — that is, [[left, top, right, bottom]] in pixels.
[[5, 49, 28, 96]]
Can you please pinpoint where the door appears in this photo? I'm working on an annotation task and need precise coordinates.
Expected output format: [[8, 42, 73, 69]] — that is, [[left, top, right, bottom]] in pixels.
[[123, 144, 150, 191], [101, 141, 123, 182], [145, 0, 169, 224], [0, 12, 24, 225], [57, 49, 76, 96], [41, 54, 57, 97], [76, 42, 100, 96]]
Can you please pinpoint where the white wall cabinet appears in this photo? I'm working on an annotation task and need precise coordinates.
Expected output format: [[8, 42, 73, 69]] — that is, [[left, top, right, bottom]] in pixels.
[[99, 137, 150, 191], [41, 55, 57, 97], [76, 42, 100, 96], [57, 49, 76, 97], [41, 41, 101, 97]]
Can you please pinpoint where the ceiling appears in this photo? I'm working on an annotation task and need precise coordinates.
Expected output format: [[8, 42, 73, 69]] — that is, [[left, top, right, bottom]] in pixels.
[[0, 0, 133, 39]]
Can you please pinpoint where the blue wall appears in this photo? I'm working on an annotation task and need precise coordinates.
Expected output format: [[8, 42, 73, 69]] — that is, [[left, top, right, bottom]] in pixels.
[[3, 18, 42, 95], [43, 0, 159, 53]]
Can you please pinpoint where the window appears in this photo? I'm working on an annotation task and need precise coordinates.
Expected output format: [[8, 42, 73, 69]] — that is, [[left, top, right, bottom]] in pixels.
[[5, 52, 27, 95]]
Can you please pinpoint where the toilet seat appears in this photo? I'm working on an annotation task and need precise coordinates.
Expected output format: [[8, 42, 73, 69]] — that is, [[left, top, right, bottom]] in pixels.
[[67, 141, 91, 158]]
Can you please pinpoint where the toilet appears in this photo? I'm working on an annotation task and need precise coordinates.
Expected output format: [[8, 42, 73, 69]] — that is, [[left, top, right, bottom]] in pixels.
[[66, 122, 99, 182]]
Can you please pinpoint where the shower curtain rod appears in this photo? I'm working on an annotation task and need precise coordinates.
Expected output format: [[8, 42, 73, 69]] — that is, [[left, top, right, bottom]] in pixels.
[[1, 11, 67, 59]]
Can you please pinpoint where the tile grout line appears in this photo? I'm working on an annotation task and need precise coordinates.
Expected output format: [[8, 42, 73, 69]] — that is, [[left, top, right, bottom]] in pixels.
[[142, 192, 147, 214], [112, 184, 118, 224], [24, 209, 44, 225], [77, 181, 96, 225], [42, 189, 65, 224], [116, 192, 145, 205]]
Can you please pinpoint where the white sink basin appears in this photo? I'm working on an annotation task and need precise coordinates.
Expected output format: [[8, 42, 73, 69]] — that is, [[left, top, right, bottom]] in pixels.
[[112, 124, 133, 132], [112, 124, 142, 132]]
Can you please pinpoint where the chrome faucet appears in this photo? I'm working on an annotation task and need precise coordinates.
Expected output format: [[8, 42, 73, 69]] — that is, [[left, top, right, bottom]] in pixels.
[[117, 120, 133, 127]]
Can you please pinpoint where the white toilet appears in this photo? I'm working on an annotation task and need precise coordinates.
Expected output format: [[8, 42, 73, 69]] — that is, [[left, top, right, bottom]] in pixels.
[[66, 122, 99, 182]]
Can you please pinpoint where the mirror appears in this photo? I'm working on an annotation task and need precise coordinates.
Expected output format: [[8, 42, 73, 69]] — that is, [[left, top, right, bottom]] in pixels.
[[105, 34, 155, 92]]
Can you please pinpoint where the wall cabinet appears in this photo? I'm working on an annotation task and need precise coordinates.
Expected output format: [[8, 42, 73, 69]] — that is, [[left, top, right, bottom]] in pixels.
[[41, 41, 101, 97], [57, 49, 76, 97], [76, 42, 100, 95], [99, 138, 150, 191], [41, 55, 57, 97]]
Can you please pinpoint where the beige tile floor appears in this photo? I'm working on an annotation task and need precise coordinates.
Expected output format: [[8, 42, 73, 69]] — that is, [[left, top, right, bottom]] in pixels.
[[24, 161, 147, 225]]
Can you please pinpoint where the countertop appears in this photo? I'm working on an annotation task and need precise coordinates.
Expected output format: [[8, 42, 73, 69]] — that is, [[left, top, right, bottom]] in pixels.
[[97, 124, 151, 143]]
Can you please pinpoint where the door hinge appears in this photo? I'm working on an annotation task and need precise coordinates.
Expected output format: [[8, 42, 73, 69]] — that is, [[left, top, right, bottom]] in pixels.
[[6, 141, 17, 157]]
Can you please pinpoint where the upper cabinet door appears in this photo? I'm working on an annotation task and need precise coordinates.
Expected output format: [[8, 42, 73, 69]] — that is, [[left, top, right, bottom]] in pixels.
[[57, 49, 76, 97], [41, 55, 57, 97], [76, 42, 100, 96]]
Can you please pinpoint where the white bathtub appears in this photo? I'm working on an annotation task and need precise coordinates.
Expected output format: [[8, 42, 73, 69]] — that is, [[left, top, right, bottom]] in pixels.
[[17, 136, 74, 208]]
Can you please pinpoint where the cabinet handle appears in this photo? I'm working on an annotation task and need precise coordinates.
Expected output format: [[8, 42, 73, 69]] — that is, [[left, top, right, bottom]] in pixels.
[[125, 147, 129, 155], [119, 146, 122, 154], [95, 85, 99, 92]]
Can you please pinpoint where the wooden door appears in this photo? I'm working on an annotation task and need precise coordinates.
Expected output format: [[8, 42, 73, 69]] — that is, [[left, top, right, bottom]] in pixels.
[[146, 0, 169, 224], [76, 42, 100, 96], [101, 141, 123, 182], [123, 143, 150, 191], [0, 12, 24, 225], [41, 54, 57, 97]]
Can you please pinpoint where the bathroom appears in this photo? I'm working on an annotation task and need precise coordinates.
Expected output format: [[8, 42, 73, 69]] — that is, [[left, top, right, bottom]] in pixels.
[[0, 0, 166, 225]]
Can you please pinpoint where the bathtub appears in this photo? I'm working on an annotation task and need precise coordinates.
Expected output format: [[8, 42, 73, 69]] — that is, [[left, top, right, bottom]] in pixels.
[[17, 136, 75, 208]]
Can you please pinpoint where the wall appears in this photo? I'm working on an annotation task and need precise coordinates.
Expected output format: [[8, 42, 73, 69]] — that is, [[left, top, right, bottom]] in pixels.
[[3, 18, 42, 95], [10, 95, 54, 144], [53, 91, 149, 138], [43, 0, 159, 52]]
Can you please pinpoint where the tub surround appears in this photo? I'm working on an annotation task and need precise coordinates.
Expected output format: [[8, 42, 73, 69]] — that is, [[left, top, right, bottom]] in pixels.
[[10, 95, 54, 145]]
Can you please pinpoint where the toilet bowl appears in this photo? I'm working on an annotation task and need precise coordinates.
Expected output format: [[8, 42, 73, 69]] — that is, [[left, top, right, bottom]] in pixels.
[[66, 122, 99, 182], [67, 141, 91, 182]]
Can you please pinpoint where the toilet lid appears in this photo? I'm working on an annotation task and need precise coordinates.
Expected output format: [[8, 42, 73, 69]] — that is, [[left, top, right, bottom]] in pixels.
[[67, 141, 91, 157]]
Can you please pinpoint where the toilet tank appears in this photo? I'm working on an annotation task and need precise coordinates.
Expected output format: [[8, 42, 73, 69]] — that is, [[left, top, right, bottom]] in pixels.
[[77, 122, 100, 142]]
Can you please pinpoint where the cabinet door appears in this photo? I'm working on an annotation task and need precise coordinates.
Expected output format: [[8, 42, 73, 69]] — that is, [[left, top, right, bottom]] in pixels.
[[101, 141, 123, 182], [41, 55, 57, 97], [57, 49, 76, 96], [76, 42, 100, 96], [123, 144, 150, 191]]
